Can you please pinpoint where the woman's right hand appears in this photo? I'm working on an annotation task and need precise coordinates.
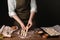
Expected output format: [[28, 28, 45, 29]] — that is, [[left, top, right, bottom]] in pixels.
[[20, 22, 26, 30]]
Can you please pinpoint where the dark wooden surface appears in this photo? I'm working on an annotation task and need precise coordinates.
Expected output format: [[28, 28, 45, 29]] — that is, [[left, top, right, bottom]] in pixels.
[[2, 33, 60, 40], [3, 36, 60, 40], [44, 36, 60, 40], [3, 33, 42, 40], [1, 28, 60, 40]]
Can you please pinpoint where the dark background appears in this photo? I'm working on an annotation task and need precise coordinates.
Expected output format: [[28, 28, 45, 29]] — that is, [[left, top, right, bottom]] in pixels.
[[0, 0, 13, 27], [0, 0, 60, 27], [36, 0, 60, 27]]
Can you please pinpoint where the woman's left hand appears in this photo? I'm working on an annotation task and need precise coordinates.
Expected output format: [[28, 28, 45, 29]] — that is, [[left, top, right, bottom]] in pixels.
[[26, 19, 32, 30]]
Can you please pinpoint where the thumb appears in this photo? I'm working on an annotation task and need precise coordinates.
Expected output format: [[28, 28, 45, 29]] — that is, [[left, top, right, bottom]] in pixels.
[[27, 23, 30, 27]]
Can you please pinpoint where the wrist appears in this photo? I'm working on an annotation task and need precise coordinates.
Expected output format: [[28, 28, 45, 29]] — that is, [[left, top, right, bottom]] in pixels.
[[29, 18, 32, 21]]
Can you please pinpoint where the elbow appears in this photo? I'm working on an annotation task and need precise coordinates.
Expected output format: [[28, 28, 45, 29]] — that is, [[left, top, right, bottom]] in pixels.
[[8, 12, 17, 18], [31, 7, 37, 13]]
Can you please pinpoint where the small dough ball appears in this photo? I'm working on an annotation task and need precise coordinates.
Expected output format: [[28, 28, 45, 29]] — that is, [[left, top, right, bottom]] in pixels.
[[11, 26, 18, 30], [38, 31, 43, 34], [42, 34, 48, 38]]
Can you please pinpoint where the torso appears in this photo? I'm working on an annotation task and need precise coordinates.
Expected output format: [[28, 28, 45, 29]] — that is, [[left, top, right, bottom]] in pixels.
[[13, 0, 31, 27]]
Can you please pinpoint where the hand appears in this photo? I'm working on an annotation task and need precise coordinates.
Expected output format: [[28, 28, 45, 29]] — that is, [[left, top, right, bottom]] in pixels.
[[25, 26, 29, 31], [20, 22, 26, 30], [26, 19, 33, 29]]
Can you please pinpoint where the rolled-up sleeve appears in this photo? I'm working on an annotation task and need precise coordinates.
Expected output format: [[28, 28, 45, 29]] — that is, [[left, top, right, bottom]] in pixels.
[[7, 0, 16, 18], [30, 0, 37, 12]]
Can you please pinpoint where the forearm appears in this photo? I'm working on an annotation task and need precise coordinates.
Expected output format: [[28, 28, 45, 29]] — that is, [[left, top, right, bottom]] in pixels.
[[12, 15, 24, 27], [29, 11, 35, 20]]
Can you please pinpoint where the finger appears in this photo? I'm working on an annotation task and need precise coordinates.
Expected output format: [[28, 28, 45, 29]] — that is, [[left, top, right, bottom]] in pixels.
[[27, 23, 30, 27], [27, 24, 32, 29], [22, 26, 26, 30], [25, 26, 28, 31], [29, 24, 32, 28], [22, 27, 25, 30]]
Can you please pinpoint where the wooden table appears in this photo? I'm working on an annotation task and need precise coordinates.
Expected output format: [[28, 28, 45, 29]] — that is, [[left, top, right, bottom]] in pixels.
[[3, 33, 41, 40], [3, 31, 41, 40], [3, 35, 60, 40], [2, 29, 60, 40], [46, 36, 60, 40]]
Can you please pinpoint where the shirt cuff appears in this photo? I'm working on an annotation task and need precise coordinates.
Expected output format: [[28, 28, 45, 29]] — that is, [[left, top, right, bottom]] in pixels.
[[9, 11, 17, 18], [30, 8, 37, 12]]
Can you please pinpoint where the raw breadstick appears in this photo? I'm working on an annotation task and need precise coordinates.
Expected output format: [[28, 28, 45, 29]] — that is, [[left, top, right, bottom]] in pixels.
[[21, 29, 28, 37]]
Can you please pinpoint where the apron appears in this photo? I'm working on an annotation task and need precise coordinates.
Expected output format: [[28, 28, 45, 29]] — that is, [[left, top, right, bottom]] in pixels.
[[14, 0, 30, 28], [14, 0, 36, 29]]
